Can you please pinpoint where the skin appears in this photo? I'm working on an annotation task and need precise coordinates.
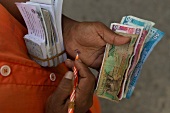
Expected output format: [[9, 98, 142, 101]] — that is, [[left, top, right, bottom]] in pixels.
[[46, 59, 96, 113], [0, 0, 27, 25], [1, 1, 130, 113], [63, 17, 130, 69]]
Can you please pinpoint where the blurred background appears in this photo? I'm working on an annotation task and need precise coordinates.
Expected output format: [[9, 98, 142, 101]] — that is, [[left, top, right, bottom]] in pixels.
[[63, 0, 170, 113]]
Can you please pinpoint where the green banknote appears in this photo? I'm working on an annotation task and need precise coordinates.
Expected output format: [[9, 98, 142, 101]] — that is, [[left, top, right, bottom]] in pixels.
[[96, 32, 139, 101]]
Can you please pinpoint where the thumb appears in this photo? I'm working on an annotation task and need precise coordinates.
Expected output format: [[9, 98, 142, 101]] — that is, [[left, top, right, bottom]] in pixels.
[[53, 71, 74, 104], [99, 23, 130, 45]]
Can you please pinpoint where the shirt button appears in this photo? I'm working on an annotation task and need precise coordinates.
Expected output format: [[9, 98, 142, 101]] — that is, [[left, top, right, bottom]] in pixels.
[[50, 73, 56, 82], [0, 65, 11, 77]]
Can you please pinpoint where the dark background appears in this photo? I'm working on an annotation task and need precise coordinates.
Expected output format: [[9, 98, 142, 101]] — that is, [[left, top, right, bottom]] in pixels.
[[63, 0, 170, 113]]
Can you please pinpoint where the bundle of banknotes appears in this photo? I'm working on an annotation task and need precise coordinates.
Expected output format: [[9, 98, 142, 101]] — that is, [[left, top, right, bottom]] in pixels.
[[96, 15, 165, 101], [16, 0, 67, 67]]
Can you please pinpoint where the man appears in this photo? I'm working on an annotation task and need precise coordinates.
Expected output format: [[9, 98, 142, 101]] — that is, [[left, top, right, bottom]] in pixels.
[[0, 0, 129, 113]]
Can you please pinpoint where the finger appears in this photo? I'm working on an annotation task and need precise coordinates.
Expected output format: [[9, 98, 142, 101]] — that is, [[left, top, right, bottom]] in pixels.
[[75, 60, 96, 95], [74, 60, 95, 112], [97, 23, 130, 45], [65, 59, 74, 69], [53, 71, 74, 104], [89, 47, 105, 69]]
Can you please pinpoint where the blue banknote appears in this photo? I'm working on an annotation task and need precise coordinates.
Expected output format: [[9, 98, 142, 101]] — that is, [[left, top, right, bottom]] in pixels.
[[144, 27, 158, 44], [126, 28, 165, 99], [121, 16, 155, 31]]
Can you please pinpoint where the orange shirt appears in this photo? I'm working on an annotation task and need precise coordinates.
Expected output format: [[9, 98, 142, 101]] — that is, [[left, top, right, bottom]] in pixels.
[[0, 4, 100, 113]]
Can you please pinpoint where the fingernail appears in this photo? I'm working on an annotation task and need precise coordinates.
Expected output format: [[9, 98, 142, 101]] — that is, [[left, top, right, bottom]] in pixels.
[[65, 71, 73, 80]]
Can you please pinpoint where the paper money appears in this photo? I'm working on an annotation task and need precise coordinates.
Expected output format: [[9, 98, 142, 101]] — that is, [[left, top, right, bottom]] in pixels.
[[96, 32, 139, 101], [126, 28, 165, 99], [16, 0, 66, 67], [111, 23, 143, 35], [119, 30, 148, 99], [96, 16, 164, 102], [110, 23, 146, 99], [121, 15, 155, 31], [120, 15, 156, 98], [110, 23, 149, 99], [24, 34, 48, 66]]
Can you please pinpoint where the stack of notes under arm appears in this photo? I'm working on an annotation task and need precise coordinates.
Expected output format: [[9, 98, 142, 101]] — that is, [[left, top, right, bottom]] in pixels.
[[16, 0, 67, 67], [96, 16, 165, 101]]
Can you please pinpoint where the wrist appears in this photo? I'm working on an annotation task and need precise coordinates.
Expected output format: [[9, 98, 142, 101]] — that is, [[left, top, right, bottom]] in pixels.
[[62, 15, 80, 58], [62, 15, 79, 35]]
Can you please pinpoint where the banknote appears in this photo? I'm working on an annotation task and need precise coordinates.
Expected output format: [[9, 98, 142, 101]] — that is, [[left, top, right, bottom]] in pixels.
[[16, 0, 66, 67], [144, 27, 159, 44], [96, 32, 139, 101], [120, 15, 156, 97], [120, 16, 155, 69], [128, 30, 148, 74], [118, 30, 148, 99], [96, 16, 164, 102], [125, 28, 165, 99], [121, 15, 155, 31], [111, 23, 143, 51], [110, 23, 147, 99], [111, 23, 144, 64], [111, 23, 143, 35]]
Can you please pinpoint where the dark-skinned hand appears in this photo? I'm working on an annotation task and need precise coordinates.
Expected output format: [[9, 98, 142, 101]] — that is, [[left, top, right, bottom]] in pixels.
[[46, 59, 96, 113], [63, 16, 130, 69]]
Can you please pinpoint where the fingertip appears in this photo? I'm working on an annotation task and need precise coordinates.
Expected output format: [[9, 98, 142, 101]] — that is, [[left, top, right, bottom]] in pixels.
[[65, 59, 74, 68]]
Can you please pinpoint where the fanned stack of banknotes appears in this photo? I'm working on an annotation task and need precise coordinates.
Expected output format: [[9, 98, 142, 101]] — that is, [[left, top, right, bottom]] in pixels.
[[96, 15, 165, 101], [16, 0, 67, 67]]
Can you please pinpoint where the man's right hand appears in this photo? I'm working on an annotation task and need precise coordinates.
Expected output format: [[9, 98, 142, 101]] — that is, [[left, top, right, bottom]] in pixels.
[[45, 59, 96, 113]]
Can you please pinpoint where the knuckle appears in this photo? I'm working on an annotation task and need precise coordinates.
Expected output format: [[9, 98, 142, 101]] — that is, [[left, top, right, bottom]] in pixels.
[[92, 21, 105, 37], [110, 35, 116, 43]]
